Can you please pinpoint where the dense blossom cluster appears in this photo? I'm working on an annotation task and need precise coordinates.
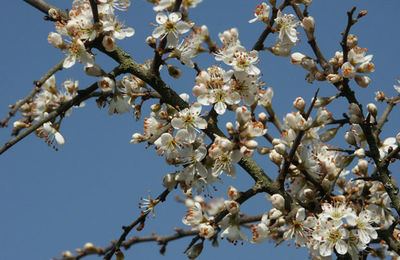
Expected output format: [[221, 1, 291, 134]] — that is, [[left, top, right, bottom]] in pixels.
[[10, 0, 400, 259]]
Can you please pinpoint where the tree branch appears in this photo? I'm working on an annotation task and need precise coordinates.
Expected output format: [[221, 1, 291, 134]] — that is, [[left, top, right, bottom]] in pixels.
[[0, 59, 64, 127]]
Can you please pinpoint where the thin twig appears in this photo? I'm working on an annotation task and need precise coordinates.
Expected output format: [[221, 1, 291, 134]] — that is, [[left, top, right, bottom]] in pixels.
[[0, 66, 121, 156], [277, 89, 319, 189], [0, 59, 64, 127], [103, 189, 170, 260], [291, 3, 331, 74]]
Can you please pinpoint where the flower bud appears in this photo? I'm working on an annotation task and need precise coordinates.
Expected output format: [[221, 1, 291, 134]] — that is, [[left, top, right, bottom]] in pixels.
[[236, 106, 251, 126], [313, 96, 335, 108], [225, 200, 240, 214], [347, 34, 358, 49], [301, 58, 316, 71], [349, 103, 362, 124], [98, 77, 115, 92], [293, 97, 306, 112], [278, 217, 286, 226], [290, 52, 306, 65], [83, 242, 98, 254], [62, 251, 74, 258], [226, 122, 235, 135], [302, 16, 315, 34], [356, 62, 375, 73], [321, 178, 331, 191], [366, 103, 377, 118], [269, 149, 282, 165], [269, 194, 285, 210], [163, 173, 177, 191], [355, 75, 371, 88], [354, 148, 366, 158], [357, 159, 368, 175], [268, 208, 282, 220], [48, 8, 60, 20], [326, 74, 342, 84], [228, 186, 240, 200], [167, 64, 182, 79], [186, 242, 203, 259], [244, 139, 258, 150], [85, 64, 106, 77], [102, 35, 116, 52], [13, 120, 29, 130], [345, 131, 357, 146], [48, 32, 64, 48], [257, 146, 271, 155], [198, 223, 214, 239], [274, 143, 286, 155], [271, 138, 281, 146], [258, 112, 268, 124], [341, 62, 355, 78], [150, 103, 161, 112], [146, 36, 157, 48], [375, 91, 386, 102]]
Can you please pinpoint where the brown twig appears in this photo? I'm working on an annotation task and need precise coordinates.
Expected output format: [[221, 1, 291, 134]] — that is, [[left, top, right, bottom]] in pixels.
[[277, 89, 319, 189], [252, 0, 291, 51], [103, 189, 171, 260], [291, 3, 331, 74], [0, 59, 64, 128], [88, 0, 100, 24], [0, 66, 121, 156]]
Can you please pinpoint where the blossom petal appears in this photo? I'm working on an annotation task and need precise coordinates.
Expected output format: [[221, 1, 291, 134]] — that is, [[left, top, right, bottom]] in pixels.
[[156, 13, 168, 24]]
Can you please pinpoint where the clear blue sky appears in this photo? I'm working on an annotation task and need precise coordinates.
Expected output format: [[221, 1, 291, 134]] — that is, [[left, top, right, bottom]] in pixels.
[[1, 1, 400, 259]]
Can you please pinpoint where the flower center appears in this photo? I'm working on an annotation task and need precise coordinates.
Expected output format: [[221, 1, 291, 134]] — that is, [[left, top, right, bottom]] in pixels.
[[327, 229, 342, 244]]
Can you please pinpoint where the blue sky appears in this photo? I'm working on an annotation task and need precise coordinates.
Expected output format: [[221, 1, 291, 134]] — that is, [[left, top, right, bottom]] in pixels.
[[1, 1, 400, 259]]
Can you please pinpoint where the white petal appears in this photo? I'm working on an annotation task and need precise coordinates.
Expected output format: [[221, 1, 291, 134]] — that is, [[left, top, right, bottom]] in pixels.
[[214, 102, 226, 115], [320, 243, 332, 257], [335, 240, 348, 255], [194, 118, 207, 129], [55, 132, 65, 146], [176, 21, 191, 34], [63, 54, 76, 68], [156, 13, 168, 24], [171, 118, 184, 129], [169, 12, 182, 23], [167, 33, 178, 47], [152, 26, 165, 39], [123, 27, 135, 37]]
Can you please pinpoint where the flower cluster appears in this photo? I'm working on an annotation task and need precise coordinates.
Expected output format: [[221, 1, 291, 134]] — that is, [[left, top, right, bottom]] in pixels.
[[48, 0, 134, 69]]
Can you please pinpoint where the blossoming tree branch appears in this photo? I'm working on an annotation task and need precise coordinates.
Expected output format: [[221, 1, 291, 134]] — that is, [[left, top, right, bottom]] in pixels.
[[3, 0, 400, 259]]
